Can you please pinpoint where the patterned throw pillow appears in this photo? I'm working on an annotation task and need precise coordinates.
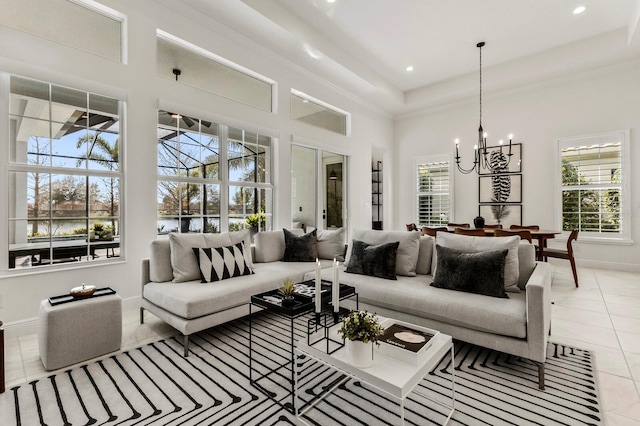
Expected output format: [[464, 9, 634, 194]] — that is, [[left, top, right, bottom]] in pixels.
[[192, 243, 253, 283]]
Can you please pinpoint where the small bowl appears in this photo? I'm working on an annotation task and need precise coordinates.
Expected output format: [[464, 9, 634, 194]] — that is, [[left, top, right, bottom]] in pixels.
[[70, 284, 96, 297]]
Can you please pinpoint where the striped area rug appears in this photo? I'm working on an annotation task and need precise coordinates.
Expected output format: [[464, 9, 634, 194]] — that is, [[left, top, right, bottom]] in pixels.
[[0, 312, 603, 425]]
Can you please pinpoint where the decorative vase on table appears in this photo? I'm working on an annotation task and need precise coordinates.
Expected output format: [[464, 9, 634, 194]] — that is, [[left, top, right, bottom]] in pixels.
[[337, 311, 383, 369], [474, 215, 485, 229], [346, 339, 374, 368]]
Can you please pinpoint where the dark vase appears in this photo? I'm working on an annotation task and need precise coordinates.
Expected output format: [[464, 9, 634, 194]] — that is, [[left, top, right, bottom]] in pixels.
[[474, 216, 485, 229], [281, 296, 295, 307]]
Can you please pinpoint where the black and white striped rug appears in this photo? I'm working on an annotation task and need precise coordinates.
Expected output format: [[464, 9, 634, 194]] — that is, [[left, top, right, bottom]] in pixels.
[[0, 312, 603, 425]]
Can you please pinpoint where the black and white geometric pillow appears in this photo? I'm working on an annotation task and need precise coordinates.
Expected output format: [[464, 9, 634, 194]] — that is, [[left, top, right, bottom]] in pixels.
[[192, 243, 254, 283]]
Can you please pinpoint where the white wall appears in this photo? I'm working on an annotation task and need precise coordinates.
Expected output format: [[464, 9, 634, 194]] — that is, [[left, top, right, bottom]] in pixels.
[[0, 0, 393, 333], [394, 60, 640, 271]]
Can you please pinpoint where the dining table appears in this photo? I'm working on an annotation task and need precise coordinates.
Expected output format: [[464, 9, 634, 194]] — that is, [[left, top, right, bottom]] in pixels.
[[445, 226, 561, 261]]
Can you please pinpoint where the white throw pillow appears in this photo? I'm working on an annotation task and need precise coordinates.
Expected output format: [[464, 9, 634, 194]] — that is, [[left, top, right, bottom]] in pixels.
[[345, 229, 420, 276], [433, 232, 521, 292], [415, 235, 434, 275], [169, 233, 232, 282], [253, 229, 304, 263], [317, 228, 346, 261], [517, 241, 536, 290]]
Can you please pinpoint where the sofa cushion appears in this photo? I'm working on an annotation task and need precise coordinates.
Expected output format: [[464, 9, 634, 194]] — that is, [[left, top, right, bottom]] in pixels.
[[149, 239, 173, 282], [169, 233, 233, 282], [345, 229, 420, 276], [346, 240, 399, 280], [254, 229, 304, 263], [518, 241, 536, 290], [433, 232, 520, 293], [283, 229, 317, 262], [193, 243, 253, 283], [317, 228, 346, 261], [432, 245, 508, 298], [415, 235, 434, 275], [310, 266, 527, 339]]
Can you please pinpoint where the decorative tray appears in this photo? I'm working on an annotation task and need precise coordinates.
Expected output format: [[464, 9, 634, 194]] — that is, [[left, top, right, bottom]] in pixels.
[[49, 287, 116, 306]]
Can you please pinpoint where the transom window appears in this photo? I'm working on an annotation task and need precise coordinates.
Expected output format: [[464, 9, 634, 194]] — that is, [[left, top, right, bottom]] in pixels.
[[416, 155, 452, 226], [558, 130, 630, 241], [7, 75, 122, 270], [157, 111, 273, 235]]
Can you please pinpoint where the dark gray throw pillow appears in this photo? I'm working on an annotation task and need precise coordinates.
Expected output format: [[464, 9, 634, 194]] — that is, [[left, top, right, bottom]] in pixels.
[[431, 245, 509, 298], [346, 239, 399, 280], [282, 228, 318, 262]]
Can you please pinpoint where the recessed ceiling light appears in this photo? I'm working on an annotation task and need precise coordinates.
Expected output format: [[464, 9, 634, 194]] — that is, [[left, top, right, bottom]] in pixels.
[[406, 66, 414, 72], [573, 6, 586, 14], [327, 0, 336, 3]]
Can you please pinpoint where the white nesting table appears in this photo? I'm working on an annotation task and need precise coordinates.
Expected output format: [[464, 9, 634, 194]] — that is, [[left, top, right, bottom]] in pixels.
[[294, 318, 455, 425]]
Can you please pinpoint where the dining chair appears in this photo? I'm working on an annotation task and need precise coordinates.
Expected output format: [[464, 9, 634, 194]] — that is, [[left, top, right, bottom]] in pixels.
[[422, 226, 448, 236], [406, 223, 418, 231], [447, 223, 470, 228], [494, 229, 533, 243], [540, 229, 579, 287], [454, 228, 486, 236], [511, 225, 540, 230], [483, 224, 503, 229]]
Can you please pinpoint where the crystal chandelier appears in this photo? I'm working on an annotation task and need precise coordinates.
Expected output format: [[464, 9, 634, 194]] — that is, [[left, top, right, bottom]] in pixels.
[[455, 42, 513, 174]]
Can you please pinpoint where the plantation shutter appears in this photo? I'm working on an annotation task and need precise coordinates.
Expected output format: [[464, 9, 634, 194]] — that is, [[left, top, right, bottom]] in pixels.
[[416, 160, 451, 226], [560, 134, 622, 234]]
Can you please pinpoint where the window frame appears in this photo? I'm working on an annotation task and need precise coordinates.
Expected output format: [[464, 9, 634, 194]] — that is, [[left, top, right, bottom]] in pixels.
[[4, 74, 124, 272], [415, 154, 454, 227], [555, 129, 632, 244], [156, 110, 274, 235]]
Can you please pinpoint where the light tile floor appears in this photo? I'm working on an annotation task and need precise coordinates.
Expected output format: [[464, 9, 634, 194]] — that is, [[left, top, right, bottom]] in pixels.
[[3, 263, 640, 424]]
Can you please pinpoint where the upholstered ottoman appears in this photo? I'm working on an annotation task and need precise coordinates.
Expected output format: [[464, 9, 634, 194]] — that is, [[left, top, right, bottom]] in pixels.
[[38, 294, 122, 370]]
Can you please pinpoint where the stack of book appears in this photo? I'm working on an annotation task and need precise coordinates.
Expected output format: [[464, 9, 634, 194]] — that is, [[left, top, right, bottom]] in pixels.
[[378, 319, 438, 365]]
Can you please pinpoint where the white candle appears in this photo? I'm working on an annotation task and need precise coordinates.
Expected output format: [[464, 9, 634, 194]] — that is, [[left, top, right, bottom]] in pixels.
[[315, 258, 322, 313], [332, 258, 339, 313]]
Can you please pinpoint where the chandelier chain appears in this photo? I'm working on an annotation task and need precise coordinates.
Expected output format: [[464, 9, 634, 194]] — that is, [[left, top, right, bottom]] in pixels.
[[479, 43, 482, 127]]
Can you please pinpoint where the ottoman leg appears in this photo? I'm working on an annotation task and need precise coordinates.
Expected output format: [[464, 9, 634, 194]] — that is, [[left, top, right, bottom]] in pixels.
[[183, 335, 189, 357], [140, 307, 145, 324]]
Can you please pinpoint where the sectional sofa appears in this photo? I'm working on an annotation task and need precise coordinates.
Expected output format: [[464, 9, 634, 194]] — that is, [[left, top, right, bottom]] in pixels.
[[141, 228, 551, 388]]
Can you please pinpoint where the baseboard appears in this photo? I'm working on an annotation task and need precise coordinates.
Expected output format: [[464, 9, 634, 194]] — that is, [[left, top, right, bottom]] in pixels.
[[573, 259, 640, 273], [3, 295, 141, 340]]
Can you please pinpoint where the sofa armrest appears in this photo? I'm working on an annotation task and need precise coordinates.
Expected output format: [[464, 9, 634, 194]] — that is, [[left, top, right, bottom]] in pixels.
[[525, 261, 552, 363]]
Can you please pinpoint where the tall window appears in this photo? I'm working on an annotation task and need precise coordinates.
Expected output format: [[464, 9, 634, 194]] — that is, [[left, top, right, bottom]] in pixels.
[[558, 130, 630, 241], [157, 111, 273, 234], [7, 76, 122, 269], [416, 156, 452, 226]]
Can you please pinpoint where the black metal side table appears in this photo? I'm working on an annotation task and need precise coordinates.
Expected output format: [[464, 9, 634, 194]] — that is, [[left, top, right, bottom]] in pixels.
[[249, 282, 357, 413]]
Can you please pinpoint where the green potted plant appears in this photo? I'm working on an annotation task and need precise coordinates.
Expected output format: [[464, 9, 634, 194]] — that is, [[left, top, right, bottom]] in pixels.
[[337, 311, 384, 368], [279, 278, 296, 307]]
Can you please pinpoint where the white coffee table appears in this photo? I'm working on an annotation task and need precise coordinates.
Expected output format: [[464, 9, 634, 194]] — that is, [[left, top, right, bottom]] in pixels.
[[294, 318, 455, 425]]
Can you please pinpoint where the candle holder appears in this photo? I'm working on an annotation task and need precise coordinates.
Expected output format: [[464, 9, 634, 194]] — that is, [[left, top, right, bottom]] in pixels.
[[306, 307, 351, 355]]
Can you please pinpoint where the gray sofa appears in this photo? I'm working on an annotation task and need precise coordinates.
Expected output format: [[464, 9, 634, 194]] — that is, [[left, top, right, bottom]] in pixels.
[[305, 229, 552, 389], [140, 229, 338, 355], [142, 228, 551, 389]]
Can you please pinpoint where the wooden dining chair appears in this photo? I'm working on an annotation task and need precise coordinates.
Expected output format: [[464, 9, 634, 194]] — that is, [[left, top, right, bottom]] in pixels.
[[483, 224, 503, 229], [406, 223, 418, 231], [454, 228, 486, 236], [511, 225, 539, 230], [494, 228, 532, 243], [447, 223, 470, 228], [540, 229, 579, 287], [422, 226, 448, 236]]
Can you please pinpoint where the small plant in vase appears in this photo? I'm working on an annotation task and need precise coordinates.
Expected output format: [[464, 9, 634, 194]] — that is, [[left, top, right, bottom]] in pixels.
[[337, 311, 384, 368], [279, 278, 296, 307]]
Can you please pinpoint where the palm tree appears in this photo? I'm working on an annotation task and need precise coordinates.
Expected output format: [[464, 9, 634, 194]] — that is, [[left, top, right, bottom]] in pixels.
[[76, 133, 119, 232]]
